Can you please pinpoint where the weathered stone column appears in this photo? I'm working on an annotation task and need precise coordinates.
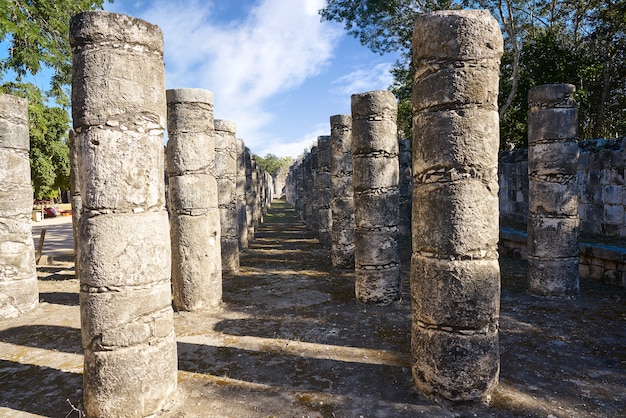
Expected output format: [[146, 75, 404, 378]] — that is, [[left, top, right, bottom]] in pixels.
[[214, 120, 239, 272], [411, 10, 503, 402], [528, 84, 579, 297], [166, 89, 222, 311], [316, 135, 332, 248], [236, 138, 249, 250], [0, 93, 38, 319], [70, 11, 177, 416], [351, 90, 401, 304], [330, 114, 355, 269], [398, 139, 413, 238], [68, 130, 82, 266], [244, 147, 256, 241]]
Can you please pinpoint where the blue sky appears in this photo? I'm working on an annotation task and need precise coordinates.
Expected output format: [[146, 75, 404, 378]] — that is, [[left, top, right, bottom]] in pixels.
[[101, 0, 398, 158]]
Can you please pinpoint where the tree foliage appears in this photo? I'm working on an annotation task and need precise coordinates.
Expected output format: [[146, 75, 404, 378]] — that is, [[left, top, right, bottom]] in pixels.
[[0, 0, 109, 105], [255, 153, 295, 176], [1, 82, 70, 200], [1, 0, 109, 199], [320, 0, 626, 146]]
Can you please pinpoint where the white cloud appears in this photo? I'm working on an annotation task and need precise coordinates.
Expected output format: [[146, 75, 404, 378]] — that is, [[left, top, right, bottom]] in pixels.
[[106, 0, 342, 156], [331, 62, 395, 97], [258, 122, 328, 158]]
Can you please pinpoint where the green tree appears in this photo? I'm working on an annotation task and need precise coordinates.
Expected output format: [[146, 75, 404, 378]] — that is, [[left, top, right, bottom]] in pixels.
[[320, 0, 626, 146], [1, 0, 110, 105], [255, 153, 295, 176], [1, 1, 110, 199], [2, 82, 70, 200]]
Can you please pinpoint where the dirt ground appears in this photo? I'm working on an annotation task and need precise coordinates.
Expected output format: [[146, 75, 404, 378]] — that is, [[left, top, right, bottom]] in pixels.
[[1, 200, 625, 417]]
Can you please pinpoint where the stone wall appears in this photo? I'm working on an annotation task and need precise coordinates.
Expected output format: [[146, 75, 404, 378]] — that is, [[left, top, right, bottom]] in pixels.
[[499, 137, 626, 237]]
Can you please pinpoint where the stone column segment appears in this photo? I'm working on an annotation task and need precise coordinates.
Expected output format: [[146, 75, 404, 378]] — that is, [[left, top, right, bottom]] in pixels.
[[351, 90, 401, 304], [236, 138, 249, 250], [527, 84, 579, 297], [70, 11, 177, 417], [0, 93, 38, 319], [214, 119, 239, 273], [316, 135, 332, 248], [330, 114, 355, 269], [411, 10, 503, 402], [166, 88, 222, 311]]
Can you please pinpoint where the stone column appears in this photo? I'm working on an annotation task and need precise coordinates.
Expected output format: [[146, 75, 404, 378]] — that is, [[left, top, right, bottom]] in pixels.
[[166, 88, 222, 311], [0, 93, 38, 319], [330, 114, 355, 269], [68, 130, 82, 266], [351, 90, 401, 304], [244, 147, 255, 241], [411, 10, 503, 402], [236, 138, 249, 250], [527, 84, 579, 297], [214, 120, 239, 273], [70, 11, 177, 417], [316, 135, 332, 248], [398, 139, 413, 238]]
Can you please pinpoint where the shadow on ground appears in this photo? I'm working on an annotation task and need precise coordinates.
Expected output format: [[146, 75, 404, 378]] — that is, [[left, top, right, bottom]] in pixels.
[[0, 199, 624, 417]]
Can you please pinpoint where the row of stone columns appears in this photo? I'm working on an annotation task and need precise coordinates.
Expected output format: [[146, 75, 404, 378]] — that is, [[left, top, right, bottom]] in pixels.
[[0, 6, 581, 415], [286, 9, 580, 404]]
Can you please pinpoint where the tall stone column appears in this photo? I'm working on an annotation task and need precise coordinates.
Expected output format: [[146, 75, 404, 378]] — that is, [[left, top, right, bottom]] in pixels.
[[68, 130, 82, 267], [411, 10, 503, 402], [0, 93, 38, 319], [70, 11, 177, 416], [398, 139, 413, 238], [316, 135, 332, 248], [214, 120, 239, 273], [528, 84, 579, 297], [351, 90, 401, 304], [166, 89, 222, 311], [330, 114, 355, 269], [236, 138, 249, 250], [244, 147, 256, 241]]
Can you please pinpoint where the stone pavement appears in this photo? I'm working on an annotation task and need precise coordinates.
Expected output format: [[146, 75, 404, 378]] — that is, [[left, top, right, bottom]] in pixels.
[[0, 200, 624, 417]]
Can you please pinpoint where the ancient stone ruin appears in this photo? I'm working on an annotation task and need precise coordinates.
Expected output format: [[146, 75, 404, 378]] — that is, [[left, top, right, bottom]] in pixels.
[[330, 114, 355, 269], [236, 138, 250, 250], [316, 135, 333, 249], [0, 93, 38, 319], [351, 90, 401, 305], [527, 84, 580, 297], [214, 119, 240, 273], [411, 10, 503, 402], [166, 88, 222, 311], [70, 11, 177, 416]]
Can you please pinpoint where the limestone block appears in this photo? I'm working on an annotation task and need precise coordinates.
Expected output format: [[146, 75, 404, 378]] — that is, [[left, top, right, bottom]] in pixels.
[[528, 216, 579, 258], [78, 128, 165, 210], [354, 229, 400, 269], [411, 327, 500, 402], [354, 190, 399, 229], [412, 10, 503, 61], [166, 131, 215, 174], [412, 109, 499, 175], [411, 255, 500, 329], [412, 63, 500, 112], [77, 211, 171, 289], [168, 174, 217, 211], [170, 211, 221, 310], [355, 265, 402, 304], [83, 332, 177, 418], [0, 277, 38, 318], [413, 179, 499, 256], [528, 141, 578, 176], [80, 283, 173, 348], [352, 155, 399, 192], [528, 257, 580, 296], [528, 178, 578, 215]]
